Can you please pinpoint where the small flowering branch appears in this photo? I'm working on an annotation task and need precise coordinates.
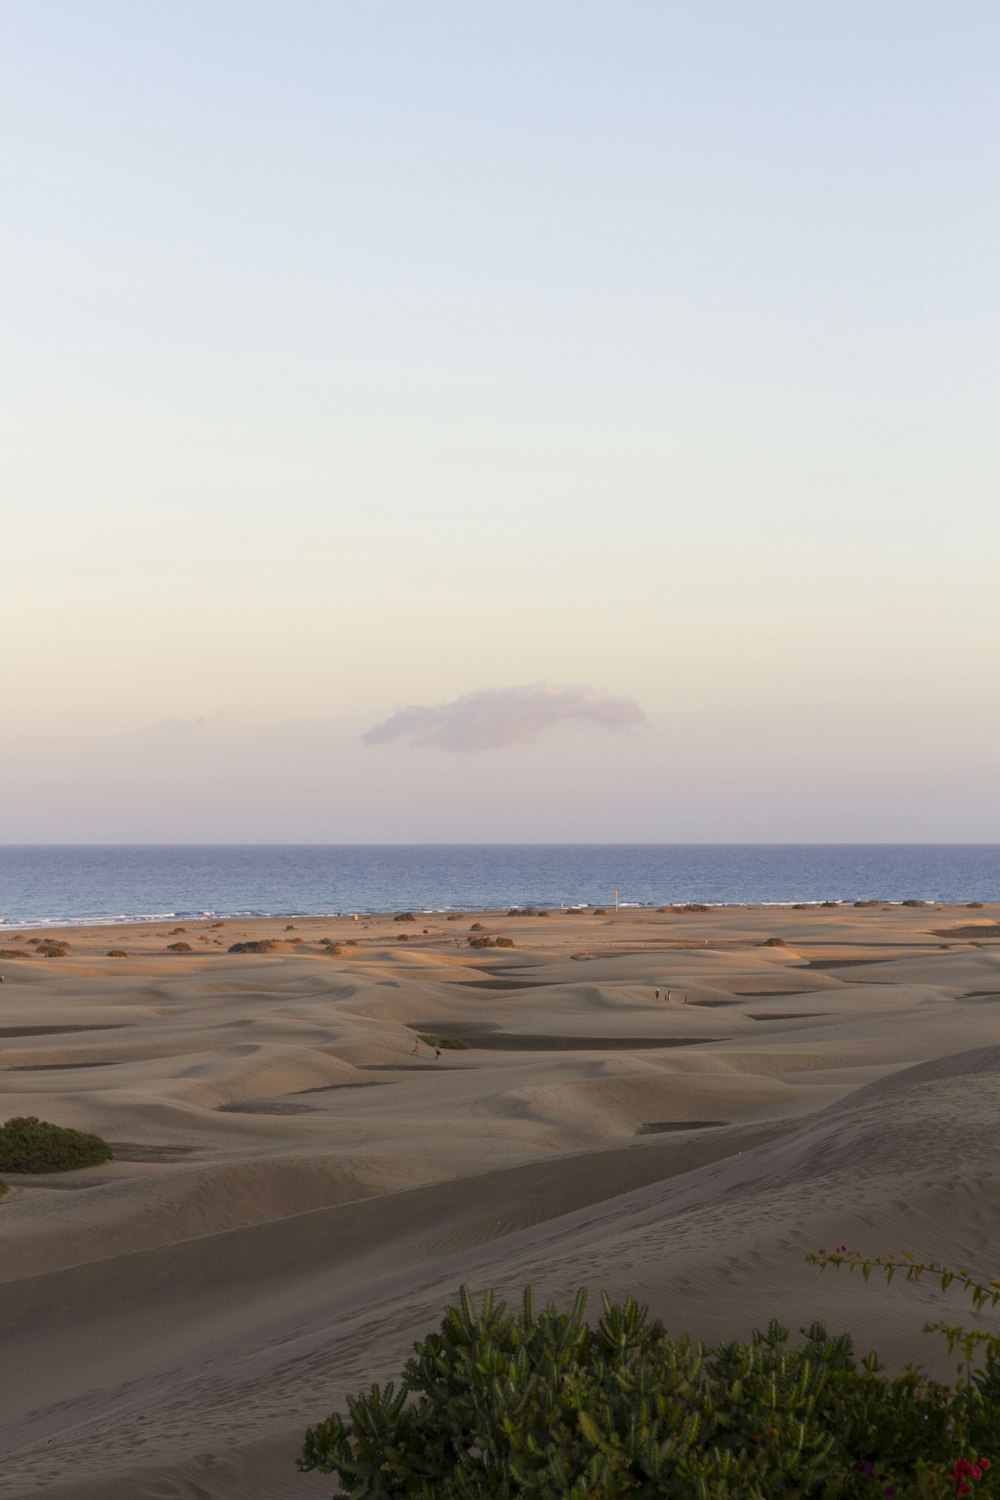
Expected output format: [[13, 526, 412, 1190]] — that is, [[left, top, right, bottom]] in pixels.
[[807, 1247, 1000, 1386]]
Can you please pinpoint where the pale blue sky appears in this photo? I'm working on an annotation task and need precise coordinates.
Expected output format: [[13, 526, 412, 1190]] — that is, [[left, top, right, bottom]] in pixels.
[[2, 2, 997, 840]]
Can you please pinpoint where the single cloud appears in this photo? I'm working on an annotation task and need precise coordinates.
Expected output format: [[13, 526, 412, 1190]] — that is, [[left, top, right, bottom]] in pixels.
[[363, 683, 647, 751]]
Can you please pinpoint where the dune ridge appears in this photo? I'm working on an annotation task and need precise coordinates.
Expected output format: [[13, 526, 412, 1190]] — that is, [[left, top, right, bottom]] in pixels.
[[0, 901, 998, 1498]]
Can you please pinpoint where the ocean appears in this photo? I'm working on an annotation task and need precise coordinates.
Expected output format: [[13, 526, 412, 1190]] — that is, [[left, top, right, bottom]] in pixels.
[[0, 844, 997, 928]]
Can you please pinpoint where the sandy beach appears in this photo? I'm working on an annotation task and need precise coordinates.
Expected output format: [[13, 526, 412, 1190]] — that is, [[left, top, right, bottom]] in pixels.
[[1, 901, 999, 1498]]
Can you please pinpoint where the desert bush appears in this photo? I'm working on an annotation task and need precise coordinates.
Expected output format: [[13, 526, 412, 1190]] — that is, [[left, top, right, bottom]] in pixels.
[[0, 948, 29, 958], [0, 1116, 113, 1174], [106, 949, 127, 958], [679, 904, 711, 914], [170, 926, 186, 934], [285, 923, 296, 930], [397, 933, 410, 942], [227, 940, 279, 954], [322, 943, 345, 956], [854, 899, 881, 908], [494, 936, 516, 948], [26, 937, 41, 945], [593, 908, 607, 916], [469, 922, 485, 931], [507, 907, 538, 917], [468, 936, 495, 949], [758, 937, 786, 946], [820, 900, 841, 908], [901, 899, 927, 908], [394, 912, 416, 923], [166, 941, 193, 952], [299, 1283, 1000, 1498], [417, 1034, 471, 1051], [967, 902, 985, 909], [36, 940, 70, 957]]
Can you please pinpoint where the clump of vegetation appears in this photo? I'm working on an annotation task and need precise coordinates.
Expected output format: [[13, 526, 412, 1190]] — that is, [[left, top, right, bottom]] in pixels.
[[227, 939, 280, 954], [507, 907, 538, 917], [417, 1033, 471, 1051], [679, 903, 711, 914], [820, 900, 841, 908], [0, 948, 29, 959], [321, 942, 345, 955], [593, 908, 607, 916], [967, 902, 985, 909], [901, 899, 928, 908], [170, 926, 186, 934], [791, 903, 810, 910], [166, 941, 193, 952], [0, 1116, 113, 1174], [299, 1275, 1000, 1499], [285, 923, 297, 930], [209, 921, 224, 928], [26, 937, 41, 945], [397, 933, 410, 942], [394, 912, 416, 923], [469, 922, 485, 931], [106, 949, 128, 958], [854, 899, 881, 908], [758, 937, 787, 946], [36, 940, 70, 957], [467, 936, 516, 950], [494, 936, 515, 948]]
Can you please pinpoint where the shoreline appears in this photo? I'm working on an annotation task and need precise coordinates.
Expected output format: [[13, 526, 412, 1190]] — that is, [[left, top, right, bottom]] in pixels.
[[2, 897, 997, 933]]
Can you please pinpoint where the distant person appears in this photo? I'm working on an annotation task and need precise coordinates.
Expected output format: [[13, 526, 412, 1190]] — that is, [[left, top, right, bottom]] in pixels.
[[654, 988, 660, 1002], [412, 1039, 420, 1055], [434, 1047, 442, 1060]]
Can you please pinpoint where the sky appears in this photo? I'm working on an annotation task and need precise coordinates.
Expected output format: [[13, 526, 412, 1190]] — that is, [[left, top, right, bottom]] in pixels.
[[1, 1, 998, 842]]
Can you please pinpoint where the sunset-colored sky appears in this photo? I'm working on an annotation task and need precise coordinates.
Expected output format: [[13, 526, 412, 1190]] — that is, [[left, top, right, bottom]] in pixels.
[[3, 2, 998, 841]]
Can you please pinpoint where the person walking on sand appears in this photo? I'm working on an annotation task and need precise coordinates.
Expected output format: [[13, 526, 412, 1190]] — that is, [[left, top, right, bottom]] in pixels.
[[654, 988, 660, 1002], [412, 1039, 420, 1055], [434, 1047, 442, 1060]]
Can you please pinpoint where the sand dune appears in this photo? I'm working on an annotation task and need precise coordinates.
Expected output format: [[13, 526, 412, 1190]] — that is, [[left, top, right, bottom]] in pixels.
[[0, 902, 998, 1498]]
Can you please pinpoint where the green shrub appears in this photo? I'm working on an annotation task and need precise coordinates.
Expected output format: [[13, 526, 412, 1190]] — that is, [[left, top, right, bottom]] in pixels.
[[0, 1116, 113, 1173], [494, 936, 516, 948], [227, 940, 279, 954], [299, 1284, 1000, 1498], [417, 1034, 471, 1051], [167, 941, 193, 952], [106, 949, 127, 958]]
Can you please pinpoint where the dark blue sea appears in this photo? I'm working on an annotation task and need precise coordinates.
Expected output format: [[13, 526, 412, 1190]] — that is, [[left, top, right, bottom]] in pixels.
[[0, 845, 997, 928]]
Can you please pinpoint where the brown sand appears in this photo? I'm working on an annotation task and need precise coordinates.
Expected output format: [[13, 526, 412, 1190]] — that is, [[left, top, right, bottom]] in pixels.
[[0, 902, 998, 1498]]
